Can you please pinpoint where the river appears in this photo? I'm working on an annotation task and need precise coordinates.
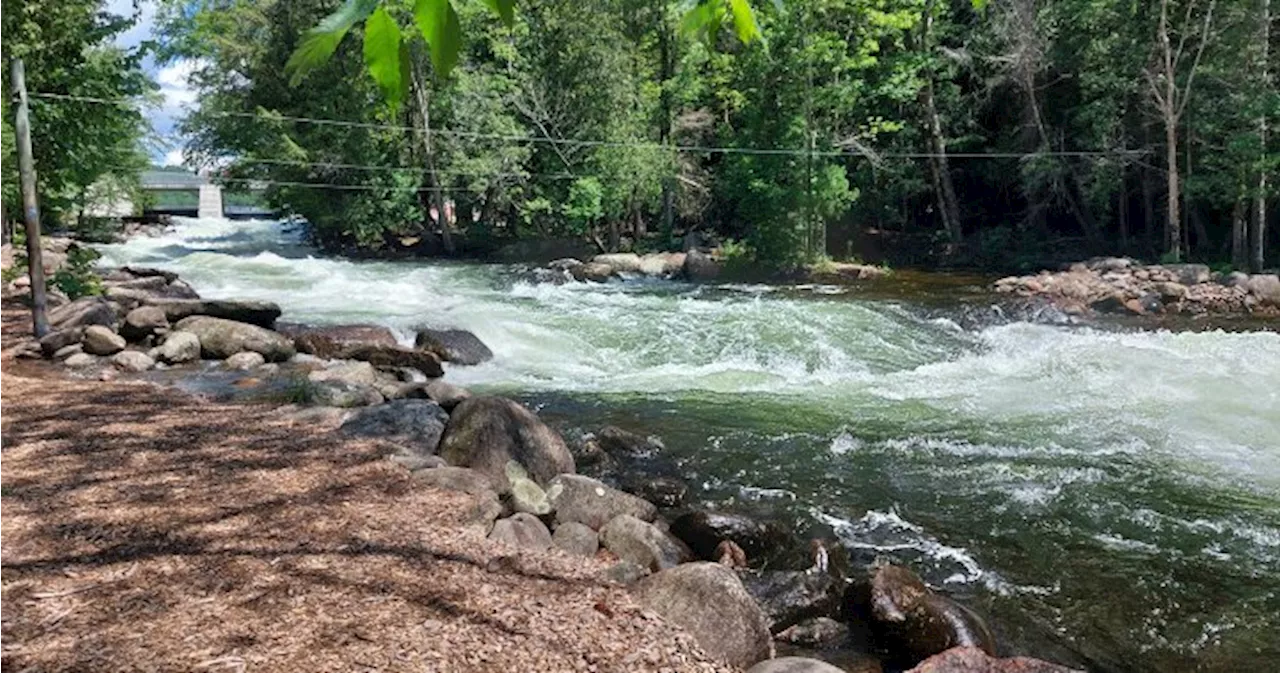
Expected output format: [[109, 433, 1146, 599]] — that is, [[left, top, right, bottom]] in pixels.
[[97, 216, 1280, 671]]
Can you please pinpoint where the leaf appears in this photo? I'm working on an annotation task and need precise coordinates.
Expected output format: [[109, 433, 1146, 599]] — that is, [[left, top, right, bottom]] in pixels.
[[727, 0, 761, 43], [414, 0, 463, 79], [286, 0, 382, 85], [680, 0, 723, 40], [479, 0, 516, 27], [362, 7, 403, 108]]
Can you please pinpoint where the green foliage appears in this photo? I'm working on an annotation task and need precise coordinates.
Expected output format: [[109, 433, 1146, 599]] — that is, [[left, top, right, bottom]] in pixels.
[[564, 177, 604, 235], [51, 246, 104, 299]]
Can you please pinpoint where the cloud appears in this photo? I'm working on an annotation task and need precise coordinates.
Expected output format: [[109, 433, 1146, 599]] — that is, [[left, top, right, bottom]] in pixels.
[[162, 148, 185, 167], [157, 59, 202, 112], [107, 0, 157, 50]]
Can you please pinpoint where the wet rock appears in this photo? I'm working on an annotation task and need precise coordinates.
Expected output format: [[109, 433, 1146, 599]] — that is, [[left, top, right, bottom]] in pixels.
[[683, 250, 722, 281], [174, 316, 295, 361], [741, 569, 843, 632], [437, 396, 575, 491], [339, 399, 449, 456], [414, 328, 493, 365], [39, 327, 84, 357], [599, 514, 689, 572], [572, 262, 615, 283], [289, 324, 398, 357], [412, 466, 498, 496], [308, 380, 385, 407], [111, 350, 155, 372], [596, 425, 664, 457], [49, 297, 117, 331], [632, 562, 773, 669], [618, 474, 688, 508], [120, 306, 169, 342], [147, 298, 281, 329], [82, 325, 126, 356], [63, 352, 98, 367], [570, 435, 611, 468], [548, 474, 657, 530], [907, 647, 1082, 673], [224, 351, 266, 370], [309, 360, 379, 387], [489, 512, 553, 551], [670, 510, 797, 564], [551, 521, 599, 557], [115, 265, 180, 283], [157, 331, 201, 364], [865, 565, 996, 667], [776, 617, 851, 648], [747, 657, 847, 673], [421, 380, 471, 410]]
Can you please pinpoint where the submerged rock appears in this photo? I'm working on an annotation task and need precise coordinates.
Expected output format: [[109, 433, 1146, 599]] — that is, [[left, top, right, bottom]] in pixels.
[[596, 425, 664, 457], [632, 562, 773, 669], [437, 396, 575, 491], [414, 327, 493, 365]]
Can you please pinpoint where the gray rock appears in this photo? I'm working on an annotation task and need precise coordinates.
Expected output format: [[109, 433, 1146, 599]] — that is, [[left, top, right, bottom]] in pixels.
[[865, 565, 996, 667], [48, 297, 117, 331], [1159, 263, 1212, 285], [146, 298, 282, 328], [741, 569, 843, 632], [120, 305, 169, 342], [552, 521, 599, 557], [488, 513, 553, 551], [632, 562, 773, 669], [596, 425, 665, 457], [157, 330, 201, 364], [508, 462, 553, 515], [339, 399, 449, 456], [591, 253, 643, 274], [412, 466, 497, 496], [422, 380, 471, 410], [63, 352, 98, 367], [224, 351, 266, 370], [173, 315, 295, 361], [437, 396, 575, 491], [39, 327, 84, 357], [548, 473, 657, 530], [52, 343, 83, 360], [414, 328, 493, 365], [110, 350, 155, 372], [571, 262, 614, 282], [289, 323, 399, 357], [600, 559, 649, 586], [683, 250, 722, 281], [599, 514, 688, 572], [907, 647, 1083, 673], [307, 380, 385, 408], [1246, 273, 1280, 306], [747, 657, 847, 673], [776, 617, 851, 648], [81, 325, 126, 356], [309, 360, 379, 386], [462, 490, 504, 536]]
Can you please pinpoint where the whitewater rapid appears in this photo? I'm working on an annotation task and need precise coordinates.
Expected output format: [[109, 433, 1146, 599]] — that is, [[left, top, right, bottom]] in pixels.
[[97, 216, 1280, 670]]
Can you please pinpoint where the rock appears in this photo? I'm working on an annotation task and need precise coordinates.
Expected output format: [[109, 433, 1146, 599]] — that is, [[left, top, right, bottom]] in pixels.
[[422, 380, 471, 410], [548, 257, 583, 271], [308, 380, 385, 407], [390, 453, 448, 471], [120, 306, 169, 342], [437, 396, 575, 491], [548, 474, 657, 530], [110, 350, 155, 372], [1084, 257, 1134, 272], [741, 570, 843, 632], [412, 466, 498, 496], [81, 325, 126, 356], [289, 324, 399, 357], [157, 331, 202, 364], [414, 328, 493, 365], [747, 657, 847, 673], [776, 617, 851, 648], [1154, 281, 1187, 301], [618, 474, 688, 508], [600, 559, 650, 586], [1158, 263, 1211, 285], [683, 250, 722, 281], [63, 352, 98, 367], [39, 327, 84, 357], [1223, 271, 1251, 287], [506, 462, 553, 515], [592, 253, 643, 274], [462, 490, 504, 536], [632, 562, 773, 669], [224, 351, 266, 370], [571, 262, 615, 282], [309, 360, 379, 387], [570, 435, 610, 467], [670, 511, 796, 564], [551, 521, 599, 557], [147, 298, 282, 328], [1088, 293, 1127, 314], [866, 565, 996, 667], [597, 425, 664, 457], [173, 316, 295, 361], [488, 513, 553, 551], [117, 265, 180, 283], [907, 647, 1082, 673], [335, 344, 444, 378], [339, 399, 449, 455], [599, 514, 688, 572], [1246, 273, 1280, 306], [52, 343, 83, 360], [48, 297, 117, 331], [638, 252, 687, 277]]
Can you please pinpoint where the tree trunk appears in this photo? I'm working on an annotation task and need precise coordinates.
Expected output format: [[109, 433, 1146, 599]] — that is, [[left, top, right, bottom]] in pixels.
[[657, 4, 675, 246], [608, 219, 620, 252], [920, 0, 961, 246], [411, 56, 455, 255], [1143, 163, 1157, 254], [1165, 118, 1181, 261], [1254, 0, 1271, 272], [1232, 199, 1249, 267]]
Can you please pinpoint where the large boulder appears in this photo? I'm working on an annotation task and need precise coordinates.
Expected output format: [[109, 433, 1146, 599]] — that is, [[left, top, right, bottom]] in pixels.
[[414, 327, 493, 365], [81, 325, 126, 356], [747, 658, 847, 673], [173, 315, 295, 361], [337, 344, 444, 378], [599, 514, 688, 572], [863, 565, 996, 667], [120, 305, 170, 342], [339, 399, 449, 456], [571, 262, 615, 283], [547, 474, 657, 530], [741, 570, 843, 632], [638, 252, 687, 278], [592, 253, 643, 274], [632, 562, 773, 669], [551, 521, 599, 557], [437, 396, 575, 491], [907, 648, 1082, 673], [683, 250, 722, 281], [489, 513, 553, 551], [48, 297, 117, 331], [157, 331, 201, 364], [147, 298, 282, 328], [1246, 273, 1280, 306], [289, 324, 399, 358], [670, 511, 797, 565]]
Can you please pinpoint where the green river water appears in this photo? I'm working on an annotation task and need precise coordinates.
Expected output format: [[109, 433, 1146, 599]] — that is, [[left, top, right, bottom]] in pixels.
[[97, 217, 1280, 672]]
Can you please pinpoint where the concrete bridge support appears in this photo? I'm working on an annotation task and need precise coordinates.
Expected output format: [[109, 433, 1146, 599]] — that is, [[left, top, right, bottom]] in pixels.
[[197, 184, 223, 219]]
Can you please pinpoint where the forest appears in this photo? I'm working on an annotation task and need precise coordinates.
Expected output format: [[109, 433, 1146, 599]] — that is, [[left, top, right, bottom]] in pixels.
[[5, 0, 1278, 272]]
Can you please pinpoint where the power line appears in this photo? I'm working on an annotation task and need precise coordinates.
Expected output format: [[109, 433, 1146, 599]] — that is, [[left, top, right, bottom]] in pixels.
[[30, 91, 1150, 160]]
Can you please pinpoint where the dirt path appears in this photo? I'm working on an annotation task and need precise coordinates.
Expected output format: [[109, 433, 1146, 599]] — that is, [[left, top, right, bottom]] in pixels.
[[0, 304, 729, 672]]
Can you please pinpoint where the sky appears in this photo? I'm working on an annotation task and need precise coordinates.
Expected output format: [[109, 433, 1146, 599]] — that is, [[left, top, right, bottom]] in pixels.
[[106, 0, 194, 167]]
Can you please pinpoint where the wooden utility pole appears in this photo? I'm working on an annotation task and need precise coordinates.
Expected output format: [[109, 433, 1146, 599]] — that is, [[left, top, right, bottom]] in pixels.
[[11, 58, 51, 338]]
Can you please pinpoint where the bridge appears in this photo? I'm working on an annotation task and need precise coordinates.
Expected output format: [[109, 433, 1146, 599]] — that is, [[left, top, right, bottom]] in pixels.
[[137, 170, 276, 219]]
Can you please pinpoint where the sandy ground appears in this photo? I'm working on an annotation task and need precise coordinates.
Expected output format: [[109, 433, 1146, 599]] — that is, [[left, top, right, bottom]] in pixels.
[[0, 302, 732, 673]]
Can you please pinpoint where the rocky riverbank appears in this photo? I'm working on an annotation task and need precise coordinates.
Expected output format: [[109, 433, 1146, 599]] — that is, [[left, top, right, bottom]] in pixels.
[[1, 251, 1087, 672]]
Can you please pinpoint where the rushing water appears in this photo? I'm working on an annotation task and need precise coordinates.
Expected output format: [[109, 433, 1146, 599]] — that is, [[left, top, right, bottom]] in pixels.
[[98, 217, 1280, 671]]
